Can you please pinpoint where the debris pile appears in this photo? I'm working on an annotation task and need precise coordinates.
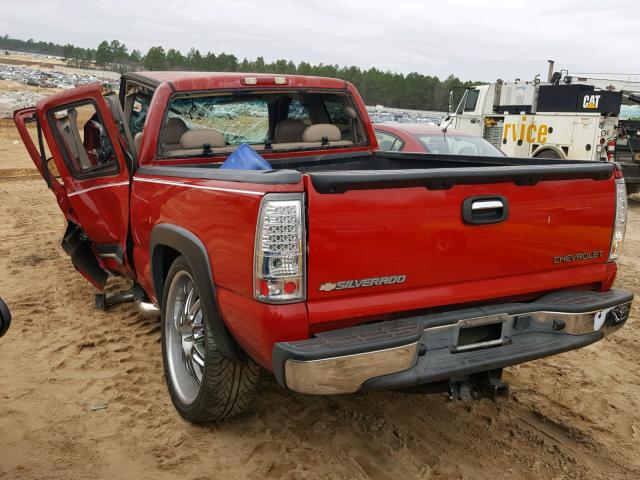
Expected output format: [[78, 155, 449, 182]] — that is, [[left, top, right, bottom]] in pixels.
[[0, 64, 119, 118], [0, 91, 43, 118], [0, 64, 115, 89]]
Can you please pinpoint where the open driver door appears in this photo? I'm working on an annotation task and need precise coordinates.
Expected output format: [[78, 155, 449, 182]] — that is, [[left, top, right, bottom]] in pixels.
[[14, 83, 136, 290]]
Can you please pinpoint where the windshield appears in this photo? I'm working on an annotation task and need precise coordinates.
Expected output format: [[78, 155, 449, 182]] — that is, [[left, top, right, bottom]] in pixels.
[[415, 134, 503, 157], [454, 88, 480, 114]]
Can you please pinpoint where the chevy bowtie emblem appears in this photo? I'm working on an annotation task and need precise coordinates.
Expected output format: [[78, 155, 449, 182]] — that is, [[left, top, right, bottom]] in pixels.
[[319, 275, 407, 292]]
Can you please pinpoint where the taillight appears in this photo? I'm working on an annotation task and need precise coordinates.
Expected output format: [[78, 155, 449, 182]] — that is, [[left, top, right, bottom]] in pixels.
[[254, 193, 305, 303], [606, 139, 616, 161], [609, 178, 627, 261]]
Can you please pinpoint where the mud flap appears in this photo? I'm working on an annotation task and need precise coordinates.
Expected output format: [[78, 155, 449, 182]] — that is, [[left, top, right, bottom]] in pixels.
[[62, 223, 108, 290]]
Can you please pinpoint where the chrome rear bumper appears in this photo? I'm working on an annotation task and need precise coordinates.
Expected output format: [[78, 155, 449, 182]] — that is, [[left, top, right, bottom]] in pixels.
[[284, 343, 419, 395], [273, 289, 632, 395]]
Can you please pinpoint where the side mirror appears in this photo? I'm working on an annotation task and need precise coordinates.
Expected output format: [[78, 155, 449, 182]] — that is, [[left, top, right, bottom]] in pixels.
[[0, 297, 11, 337], [448, 90, 454, 114]]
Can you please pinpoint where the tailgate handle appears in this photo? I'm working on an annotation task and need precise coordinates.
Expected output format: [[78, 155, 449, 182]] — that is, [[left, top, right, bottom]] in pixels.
[[462, 196, 509, 225]]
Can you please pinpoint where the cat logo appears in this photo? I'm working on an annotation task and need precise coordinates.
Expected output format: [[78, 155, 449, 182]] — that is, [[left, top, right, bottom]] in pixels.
[[583, 94, 601, 109]]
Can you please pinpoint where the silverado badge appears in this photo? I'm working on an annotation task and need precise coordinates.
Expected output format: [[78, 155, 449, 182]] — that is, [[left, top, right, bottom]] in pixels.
[[319, 275, 407, 292]]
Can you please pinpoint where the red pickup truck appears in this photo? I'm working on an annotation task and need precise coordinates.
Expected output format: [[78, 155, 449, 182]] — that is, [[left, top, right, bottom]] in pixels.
[[14, 72, 633, 423]]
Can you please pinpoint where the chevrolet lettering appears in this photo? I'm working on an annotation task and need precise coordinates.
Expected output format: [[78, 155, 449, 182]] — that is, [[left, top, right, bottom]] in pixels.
[[553, 251, 604, 264]]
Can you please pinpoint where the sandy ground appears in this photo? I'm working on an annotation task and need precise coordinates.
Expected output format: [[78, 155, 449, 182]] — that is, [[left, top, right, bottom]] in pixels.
[[1, 82, 640, 480]]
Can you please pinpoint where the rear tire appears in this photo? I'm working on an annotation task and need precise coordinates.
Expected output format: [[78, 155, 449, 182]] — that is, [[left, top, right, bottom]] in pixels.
[[160, 255, 261, 423]]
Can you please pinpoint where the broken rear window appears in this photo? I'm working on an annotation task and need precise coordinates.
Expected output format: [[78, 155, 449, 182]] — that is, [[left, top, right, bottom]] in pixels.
[[167, 96, 269, 145], [158, 91, 367, 159]]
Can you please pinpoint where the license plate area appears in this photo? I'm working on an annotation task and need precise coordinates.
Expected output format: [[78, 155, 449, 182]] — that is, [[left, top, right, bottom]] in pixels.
[[451, 315, 509, 353]]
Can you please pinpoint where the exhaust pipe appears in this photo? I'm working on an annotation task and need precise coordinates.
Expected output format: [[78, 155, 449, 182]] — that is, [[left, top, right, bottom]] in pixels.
[[95, 284, 159, 318], [136, 300, 160, 318], [95, 290, 136, 311], [547, 60, 555, 83]]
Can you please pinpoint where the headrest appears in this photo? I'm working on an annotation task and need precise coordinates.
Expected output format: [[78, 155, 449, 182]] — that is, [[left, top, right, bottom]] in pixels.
[[274, 119, 306, 143], [163, 117, 188, 144], [180, 129, 226, 149], [344, 106, 357, 119], [66, 108, 78, 122], [302, 124, 342, 142]]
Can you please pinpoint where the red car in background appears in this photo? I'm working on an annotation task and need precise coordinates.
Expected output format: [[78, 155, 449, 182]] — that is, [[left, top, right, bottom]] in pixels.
[[374, 122, 505, 156]]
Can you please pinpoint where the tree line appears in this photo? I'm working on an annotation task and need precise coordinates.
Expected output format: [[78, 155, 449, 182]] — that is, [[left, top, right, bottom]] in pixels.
[[0, 34, 475, 110]]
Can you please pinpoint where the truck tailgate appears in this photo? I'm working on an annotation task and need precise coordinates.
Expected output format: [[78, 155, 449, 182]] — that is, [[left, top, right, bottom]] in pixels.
[[304, 168, 616, 327]]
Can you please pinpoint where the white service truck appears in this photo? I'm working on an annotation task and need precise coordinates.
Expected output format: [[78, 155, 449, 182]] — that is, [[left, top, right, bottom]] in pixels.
[[445, 67, 640, 192]]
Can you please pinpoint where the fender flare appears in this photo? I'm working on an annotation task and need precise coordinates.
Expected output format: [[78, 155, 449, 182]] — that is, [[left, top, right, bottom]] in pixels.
[[150, 223, 239, 360], [531, 145, 567, 159]]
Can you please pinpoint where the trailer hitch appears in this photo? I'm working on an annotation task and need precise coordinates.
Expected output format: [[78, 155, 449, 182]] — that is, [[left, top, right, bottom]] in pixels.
[[449, 369, 509, 401]]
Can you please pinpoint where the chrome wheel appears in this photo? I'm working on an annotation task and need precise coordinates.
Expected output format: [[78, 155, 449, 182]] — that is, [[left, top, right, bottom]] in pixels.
[[165, 270, 205, 405]]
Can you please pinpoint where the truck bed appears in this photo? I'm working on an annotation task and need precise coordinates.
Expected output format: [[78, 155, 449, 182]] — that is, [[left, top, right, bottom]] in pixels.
[[136, 150, 617, 331]]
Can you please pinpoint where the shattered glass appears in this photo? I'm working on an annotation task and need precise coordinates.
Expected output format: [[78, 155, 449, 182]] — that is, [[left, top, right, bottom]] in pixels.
[[129, 94, 150, 137], [168, 96, 269, 145], [287, 99, 311, 125]]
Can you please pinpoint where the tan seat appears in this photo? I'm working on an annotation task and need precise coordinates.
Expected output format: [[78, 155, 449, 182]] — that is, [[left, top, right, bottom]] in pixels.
[[160, 117, 188, 153], [270, 141, 323, 150], [303, 124, 342, 143], [180, 129, 226, 149], [268, 124, 353, 150], [273, 119, 306, 143], [301, 124, 353, 146], [163, 123, 353, 158], [162, 129, 226, 157], [164, 143, 268, 157], [270, 140, 354, 150]]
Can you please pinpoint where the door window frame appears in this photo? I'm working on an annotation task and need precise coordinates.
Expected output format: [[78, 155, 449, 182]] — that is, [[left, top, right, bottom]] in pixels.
[[46, 99, 121, 180]]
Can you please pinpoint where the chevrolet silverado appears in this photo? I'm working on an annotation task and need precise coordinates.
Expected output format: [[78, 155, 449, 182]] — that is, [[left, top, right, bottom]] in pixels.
[[14, 72, 632, 422]]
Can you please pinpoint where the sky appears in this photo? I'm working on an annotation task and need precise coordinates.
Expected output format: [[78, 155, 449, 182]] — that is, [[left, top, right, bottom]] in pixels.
[[1, 0, 638, 82]]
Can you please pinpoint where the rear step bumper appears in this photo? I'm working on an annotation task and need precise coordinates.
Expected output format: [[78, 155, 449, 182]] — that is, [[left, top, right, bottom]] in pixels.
[[272, 289, 633, 395]]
